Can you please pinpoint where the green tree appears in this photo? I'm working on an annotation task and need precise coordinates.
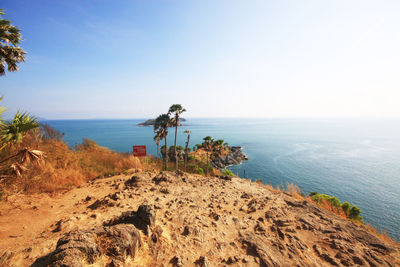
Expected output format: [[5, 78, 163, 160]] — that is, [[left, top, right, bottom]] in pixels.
[[211, 139, 224, 160], [184, 129, 191, 170], [168, 104, 186, 171], [154, 114, 170, 170], [0, 9, 26, 76], [202, 136, 214, 176]]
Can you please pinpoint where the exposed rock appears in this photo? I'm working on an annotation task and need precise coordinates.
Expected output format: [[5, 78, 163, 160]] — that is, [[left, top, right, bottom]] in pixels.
[[211, 146, 248, 169], [195, 256, 210, 267], [125, 173, 151, 187], [8, 171, 399, 267], [104, 204, 156, 233], [240, 231, 284, 266], [32, 224, 141, 267]]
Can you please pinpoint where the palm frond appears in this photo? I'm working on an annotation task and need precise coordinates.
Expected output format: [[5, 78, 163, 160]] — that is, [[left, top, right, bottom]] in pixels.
[[10, 162, 27, 177]]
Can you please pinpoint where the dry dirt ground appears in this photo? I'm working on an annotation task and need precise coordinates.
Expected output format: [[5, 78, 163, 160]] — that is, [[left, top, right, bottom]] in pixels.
[[0, 171, 399, 266]]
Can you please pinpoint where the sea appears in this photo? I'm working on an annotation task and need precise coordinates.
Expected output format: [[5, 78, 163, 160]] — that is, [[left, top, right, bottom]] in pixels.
[[43, 118, 400, 241]]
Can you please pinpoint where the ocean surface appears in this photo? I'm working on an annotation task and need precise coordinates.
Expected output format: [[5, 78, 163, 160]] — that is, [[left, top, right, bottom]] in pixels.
[[43, 118, 400, 241]]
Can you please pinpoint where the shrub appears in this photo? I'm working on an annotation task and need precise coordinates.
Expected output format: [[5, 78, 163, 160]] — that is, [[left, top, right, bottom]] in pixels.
[[195, 144, 202, 150], [309, 192, 363, 223], [221, 169, 234, 176], [349, 205, 362, 221], [196, 167, 205, 176], [342, 202, 350, 213]]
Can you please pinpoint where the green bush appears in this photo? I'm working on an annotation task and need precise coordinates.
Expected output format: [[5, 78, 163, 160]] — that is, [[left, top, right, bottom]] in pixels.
[[221, 169, 234, 176], [349, 205, 362, 221], [342, 202, 350, 213], [309, 192, 363, 223], [196, 167, 205, 175]]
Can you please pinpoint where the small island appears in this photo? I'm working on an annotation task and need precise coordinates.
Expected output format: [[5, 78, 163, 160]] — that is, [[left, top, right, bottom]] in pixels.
[[138, 118, 186, 127]]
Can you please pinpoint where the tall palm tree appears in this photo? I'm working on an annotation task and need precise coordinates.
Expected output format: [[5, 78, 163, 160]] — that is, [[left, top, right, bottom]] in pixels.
[[168, 104, 186, 171], [202, 136, 214, 176], [154, 114, 170, 170], [0, 9, 26, 76], [184, 129, 191, 170]]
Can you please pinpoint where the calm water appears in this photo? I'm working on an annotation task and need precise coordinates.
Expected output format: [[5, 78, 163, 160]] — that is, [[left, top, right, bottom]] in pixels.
[[44, 118, 400, 240]]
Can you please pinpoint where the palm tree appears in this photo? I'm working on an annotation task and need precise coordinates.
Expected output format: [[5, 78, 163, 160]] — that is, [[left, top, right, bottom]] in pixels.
[[153, 135, 161, 158], [154, 114, 170, 170], [0, 9, 26, 76], [202, 136, 214, 176], [0, 111, 43, 176], [0, 111, 39, 151], [212, 139, 224, 159], [168, 104, 186, 171], [184, 129, 191, 170]]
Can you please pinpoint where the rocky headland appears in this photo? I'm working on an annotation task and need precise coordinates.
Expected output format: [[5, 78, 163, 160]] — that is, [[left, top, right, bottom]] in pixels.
[[0, 171, 399, 266], [212, 146, 248, 169]]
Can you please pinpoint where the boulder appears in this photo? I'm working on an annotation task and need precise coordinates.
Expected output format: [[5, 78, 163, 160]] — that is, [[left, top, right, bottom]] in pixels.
[[104, 204, 156, 233]]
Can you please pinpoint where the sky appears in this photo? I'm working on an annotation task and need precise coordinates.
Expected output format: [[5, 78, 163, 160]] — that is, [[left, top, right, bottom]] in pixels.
[[1, 0, 400, 119]]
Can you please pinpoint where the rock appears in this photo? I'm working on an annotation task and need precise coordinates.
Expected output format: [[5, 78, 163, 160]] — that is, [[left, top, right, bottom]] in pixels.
[[182, 225, 191, 236], [152, 172, 172, 184], [100, 224, 141, 260], [210, 146, 248, 169], [160, 188, 170, 194], [170, 255, 184, 267], [195, 256, 210, 267], [104, 204, 156, 233], [240, 231, 283, 266], [32, 224, 141, 267], [46, 230, 101, 267], [125, 173, 150, 187], [353, 255, 364, 265], [151, 225, 163, 243]]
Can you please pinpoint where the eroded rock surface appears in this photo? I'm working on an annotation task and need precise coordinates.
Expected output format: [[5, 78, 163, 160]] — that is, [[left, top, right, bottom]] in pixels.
[[0, 171, 398, 266]]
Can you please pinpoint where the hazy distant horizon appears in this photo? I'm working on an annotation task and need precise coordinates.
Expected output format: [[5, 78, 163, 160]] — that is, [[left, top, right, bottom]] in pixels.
[[35, 116, 400, 121]]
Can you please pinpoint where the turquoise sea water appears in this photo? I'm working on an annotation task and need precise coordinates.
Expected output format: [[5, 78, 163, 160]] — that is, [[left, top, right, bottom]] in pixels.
[[44, 118, 400, 241]]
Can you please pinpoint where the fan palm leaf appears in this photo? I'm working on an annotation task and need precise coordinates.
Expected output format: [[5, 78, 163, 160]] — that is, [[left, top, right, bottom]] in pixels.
[[0, 9, 26, 76], [0, 111, 39, 148]]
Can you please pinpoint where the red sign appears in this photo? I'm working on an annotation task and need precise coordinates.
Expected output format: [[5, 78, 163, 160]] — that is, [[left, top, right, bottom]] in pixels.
[[133, 145, 147, 157]]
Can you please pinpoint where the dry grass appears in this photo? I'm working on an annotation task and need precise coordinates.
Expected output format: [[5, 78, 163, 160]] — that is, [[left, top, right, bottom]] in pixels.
[[286, 183, 305, 201], [364, 223, 396, 244], [0, 131, 144, 194]]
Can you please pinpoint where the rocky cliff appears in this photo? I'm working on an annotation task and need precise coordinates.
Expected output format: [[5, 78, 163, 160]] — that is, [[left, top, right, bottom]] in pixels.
[[212, 146, 248, 169], [0, 171, 399, 266]]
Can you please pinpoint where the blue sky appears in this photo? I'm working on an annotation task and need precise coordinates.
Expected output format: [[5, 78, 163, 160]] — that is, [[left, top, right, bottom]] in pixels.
[[1, 0, 400, 119]]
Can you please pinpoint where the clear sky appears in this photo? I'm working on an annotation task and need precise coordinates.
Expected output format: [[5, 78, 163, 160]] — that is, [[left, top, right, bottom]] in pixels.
[[1, 0, 400, 119]]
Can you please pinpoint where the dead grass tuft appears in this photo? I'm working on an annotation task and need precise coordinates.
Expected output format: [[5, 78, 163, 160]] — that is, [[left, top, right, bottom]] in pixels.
[[286, 183, 305, 200]]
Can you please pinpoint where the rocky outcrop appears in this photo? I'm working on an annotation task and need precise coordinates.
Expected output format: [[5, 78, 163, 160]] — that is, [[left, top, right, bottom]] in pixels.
[[32, 224, 141, 267], [5, 171, 398, 266], [211, 146, 248, 169], [32, 204, 155, 267]]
